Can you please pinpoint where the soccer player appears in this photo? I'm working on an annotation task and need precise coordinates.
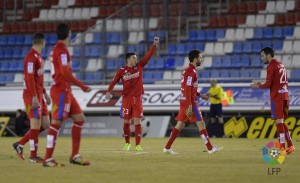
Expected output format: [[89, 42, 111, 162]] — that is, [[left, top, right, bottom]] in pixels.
[[105, 37, 159, 151], [163, 50, 223, 155], [250, 47, 295, 154], [207, 79, 224, 137], [12, 33, 51, 163], [43, 24, 91, 167]]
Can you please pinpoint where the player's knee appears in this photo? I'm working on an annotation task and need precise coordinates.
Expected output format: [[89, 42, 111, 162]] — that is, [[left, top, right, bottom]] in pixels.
[[197, 121, 206, 129], [181, 122, 185, 128], [134, 118, 141, 125], [42, 116, 50, 129], [218, 117, 224, 124], [210, 118, 216, 123], [71, 113, 86, 122], [275, 118, 284, 124], [52, 119, 63, 126], [42, 121, 50, 129], [176, 122, 185, 130]]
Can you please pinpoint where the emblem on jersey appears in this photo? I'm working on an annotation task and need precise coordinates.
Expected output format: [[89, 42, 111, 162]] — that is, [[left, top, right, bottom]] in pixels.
[[123, 72, 139, 80], [186, 76, 193, 86], [61, 54, 68, 66], [27, 62, 34, 74]]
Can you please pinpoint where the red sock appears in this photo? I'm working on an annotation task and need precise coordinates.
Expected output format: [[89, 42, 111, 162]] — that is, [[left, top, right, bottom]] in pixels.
[[123, 123, 131, 143], [71, 121, 84, 158], [135, 124, 142, 146], [18, 131, 30, 146], [18, 126, 45, 146], [165, 128, 180, 149], [283, 123, 293, 147], [276, 123, 285, 148], [44, 123, 60, 161], [29, 129, 39, 158], [199, 129, 213, 151]]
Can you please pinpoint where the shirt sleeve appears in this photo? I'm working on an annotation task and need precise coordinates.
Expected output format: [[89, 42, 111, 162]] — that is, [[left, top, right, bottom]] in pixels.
[[24, 59, 37, 97], [107, 69, 122, 92], [57, 52, 89, 91], [138, 45, 157, 68], [259, 64, 274, 89], [217, 86, 223, 99], [184, 72, 196, 105]]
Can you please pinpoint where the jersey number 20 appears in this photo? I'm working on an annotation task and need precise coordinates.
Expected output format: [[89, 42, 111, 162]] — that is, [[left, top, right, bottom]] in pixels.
[[279, 68, 287, 84]]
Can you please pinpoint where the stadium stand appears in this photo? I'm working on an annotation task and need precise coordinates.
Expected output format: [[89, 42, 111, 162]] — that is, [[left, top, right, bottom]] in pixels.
[[0, 0, 300, 86]]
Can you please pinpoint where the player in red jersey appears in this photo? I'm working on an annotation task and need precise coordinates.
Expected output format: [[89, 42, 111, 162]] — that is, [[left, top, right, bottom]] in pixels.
[[12, 33, 51, 163], [105, 37, 159, 151], [43, 24, 91, 167], [250, 47, 294, 155], [163, 50, 223, 154]]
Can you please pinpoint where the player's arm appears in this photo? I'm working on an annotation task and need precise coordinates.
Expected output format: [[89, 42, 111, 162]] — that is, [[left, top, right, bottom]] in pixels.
[[105, 69, 122, 99], [206, 88, 218, 99], [43, 87, 51, 105], [58, 53, 91, 92], [138, 37, 159, 67], [259, 65, 274, 89], [24, 60, 39, 108], [197, 92, 209, 100], [215, 86, 223, 100]]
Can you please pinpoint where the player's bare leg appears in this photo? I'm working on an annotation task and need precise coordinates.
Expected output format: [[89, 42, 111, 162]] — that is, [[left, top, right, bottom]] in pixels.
[[196, 121, 223, 154], [163, 121, 185, 154]]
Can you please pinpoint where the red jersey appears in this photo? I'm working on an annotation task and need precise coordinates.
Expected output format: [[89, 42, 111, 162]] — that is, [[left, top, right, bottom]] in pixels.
[[180, 64, 198, 105], [107, 45, 156, 97], [50, 42, 87, 92], [23, 48, 44, 96], [259, 58, 289, 101]]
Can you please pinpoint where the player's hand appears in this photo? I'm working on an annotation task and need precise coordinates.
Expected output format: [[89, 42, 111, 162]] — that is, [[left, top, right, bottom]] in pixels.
[[82, 86, 92, 92], [105, 92, 112, 100], [32, 96, 40, 109], [199, 93, 209, 101], [153, 37, 159, 46], [186, 105, 193, 118], [250, 83, 259, 88], [44, 92, 51, 106]]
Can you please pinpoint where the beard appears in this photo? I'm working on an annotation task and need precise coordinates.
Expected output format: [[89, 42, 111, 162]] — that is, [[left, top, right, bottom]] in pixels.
[[263, 59, 268, 64], [196, 62, 201, 66]]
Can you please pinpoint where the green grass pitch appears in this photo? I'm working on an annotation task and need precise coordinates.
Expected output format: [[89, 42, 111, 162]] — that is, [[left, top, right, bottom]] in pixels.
[[0, 137, 299, 183]]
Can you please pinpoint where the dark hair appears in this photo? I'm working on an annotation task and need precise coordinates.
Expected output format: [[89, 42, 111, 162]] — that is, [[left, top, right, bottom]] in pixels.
[[32, 33, 45, 45], [16, 109, 23, 113], [125, 52, 136, 62], [56, 23, 70, 40], [261, 47, 274, 58], [188, 49, 201, 62]]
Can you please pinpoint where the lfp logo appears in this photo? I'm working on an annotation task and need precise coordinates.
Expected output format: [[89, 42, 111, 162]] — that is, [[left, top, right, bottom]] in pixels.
[[262, 141, 286, 165]]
